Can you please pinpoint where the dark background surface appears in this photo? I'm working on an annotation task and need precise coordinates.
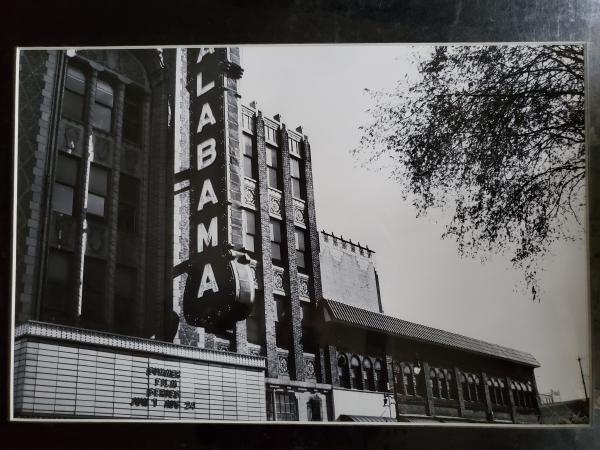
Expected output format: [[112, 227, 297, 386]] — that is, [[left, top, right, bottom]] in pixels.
[[1, 1, 599, 449]]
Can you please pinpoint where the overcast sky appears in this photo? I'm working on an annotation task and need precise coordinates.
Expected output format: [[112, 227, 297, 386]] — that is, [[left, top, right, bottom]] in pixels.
[[239, 45, 589, 402]]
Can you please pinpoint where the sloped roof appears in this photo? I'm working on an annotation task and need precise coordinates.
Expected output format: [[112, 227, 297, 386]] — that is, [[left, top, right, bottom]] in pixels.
[[322, 299, 540, 367], [338, 415, 396, 423]]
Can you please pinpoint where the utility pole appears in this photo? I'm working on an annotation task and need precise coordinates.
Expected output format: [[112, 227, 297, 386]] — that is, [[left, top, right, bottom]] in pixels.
[[577, 356, 588, 401]]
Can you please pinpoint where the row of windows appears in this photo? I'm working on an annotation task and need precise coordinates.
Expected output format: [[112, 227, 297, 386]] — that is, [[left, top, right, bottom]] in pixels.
[[52, 153, 140, 233], [396, 363, 535, 409], [43, 249, 138, 334], [267, 392, 322, 421], [337, 354, 386, 392], [63, 65, 143, 144], [242, 211, 308, 273], [242, 132, 305, 198]]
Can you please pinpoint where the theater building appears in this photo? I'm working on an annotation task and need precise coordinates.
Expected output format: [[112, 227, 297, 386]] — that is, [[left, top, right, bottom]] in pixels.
[[13, 47, 541, 423]]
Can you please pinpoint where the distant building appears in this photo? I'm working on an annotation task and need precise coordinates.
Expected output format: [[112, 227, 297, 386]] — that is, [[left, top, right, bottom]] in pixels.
[[13, 47, 541, 423]]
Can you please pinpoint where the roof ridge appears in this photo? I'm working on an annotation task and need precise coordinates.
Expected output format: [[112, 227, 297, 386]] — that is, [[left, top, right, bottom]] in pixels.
[[322, 298, 539, 367]]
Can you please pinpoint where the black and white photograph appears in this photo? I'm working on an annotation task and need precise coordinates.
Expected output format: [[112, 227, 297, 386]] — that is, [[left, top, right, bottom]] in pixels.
[[11, 44, 589, 425]]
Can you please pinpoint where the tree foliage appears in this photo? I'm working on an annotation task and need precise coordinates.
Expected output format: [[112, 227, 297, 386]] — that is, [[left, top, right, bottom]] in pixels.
[[356, 45, 585, 299]]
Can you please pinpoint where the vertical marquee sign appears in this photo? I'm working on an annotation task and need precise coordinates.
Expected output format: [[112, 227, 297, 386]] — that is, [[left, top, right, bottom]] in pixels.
[[183, 47, 254, 333]]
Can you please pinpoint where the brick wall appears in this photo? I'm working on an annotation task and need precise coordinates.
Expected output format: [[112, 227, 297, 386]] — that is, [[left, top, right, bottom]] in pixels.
[[15, 50, 60, 324]]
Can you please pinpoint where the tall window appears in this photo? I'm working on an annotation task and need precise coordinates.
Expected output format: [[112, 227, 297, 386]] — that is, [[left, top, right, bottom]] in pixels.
[[52, 154, 79, 215], [62, 65, 86, 122], [350, 356, 363, 390], [243, 210, 256, 253], [290, 157, 303, 199], [81, 256, 106, 328], [270, 219, 282, 264], [242, 134, 256, 179], [114, 265, 136, 335], [403, 364, 415, 395], [118, 173, 139, 233], [42, 250, 73, 321], [92, 79, 114, 132], [87, 165, 109, 221], [363, 358, 375, 391], [265, 126, 277, 145], [266, 146, 280, 189], [374, 359, 384, 392], [123, 88, 143, 145], [307, 396, 322, 421], [338, 355, 350, 389], [295, 228, 307, 273], [274, 392, 298, 421]]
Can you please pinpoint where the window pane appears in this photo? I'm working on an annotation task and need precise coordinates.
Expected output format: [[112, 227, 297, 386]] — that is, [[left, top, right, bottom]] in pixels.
[[87, 193, 105, 217], [89, 165, 108, 195], [123, 90, 142, 144], [245, 210, 256, 234], [95, 79, 114, 107], [115, 267, 136, 299], [292, 179, 301, 198], [271, 243, 281, 261], [118, 202, 136, 232], [52, 183, 74, 215], [297, 250, 306, 270], [47, 250, 71, 281], [270, 220, 281, 242], [243, 155, 253, 179], [56, 154, 78, 186], [268, 168, 279, 189], [92, 103, 113, 132], [295, 229, 305, 251], [245, 235, 255, 253], [243, 134, 253, 156], [290, 159, 300, 178], [119, 173, 139, 204], [62, 90, 85, 122], [66, 66, 86, 94], [82, 257, 106, 326], [268, 148, 278, 168]]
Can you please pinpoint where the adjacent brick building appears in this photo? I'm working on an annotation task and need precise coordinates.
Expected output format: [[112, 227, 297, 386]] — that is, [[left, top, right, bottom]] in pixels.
[[13, 47, 542, 423]]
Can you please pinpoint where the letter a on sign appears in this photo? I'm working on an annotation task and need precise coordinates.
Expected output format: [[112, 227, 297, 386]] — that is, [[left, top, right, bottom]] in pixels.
[[197, 179, 218, 211], [198, 264, 219, 298], [197, 138, 216, 170], [197, 103, 216, 133]]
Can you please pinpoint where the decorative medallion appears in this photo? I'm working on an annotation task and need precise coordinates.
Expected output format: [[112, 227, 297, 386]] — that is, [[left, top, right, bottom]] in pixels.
[[243, 185, 256, 206], [305, 359, 316, 379], [278, 355, 289, 375], [269, 196, 281, 215], [273, 271, 284, 290], [294, 206, 305, 223], [299, 278, 309, 297]]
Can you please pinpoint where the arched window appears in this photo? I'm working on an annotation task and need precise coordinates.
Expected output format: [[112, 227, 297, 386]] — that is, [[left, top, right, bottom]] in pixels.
[[487, 378, 496, 404], [430, 368, 439, 398], [307, 395, 322, 421], [461, 373, 470, 401], [374, 359, 384, 392], [444, 370, 455, 400], [350, 356, 363, 390], [403, 364, 415, 396], [337, 355, 350, 389], [363, 358, 375, 391], [439, 370, 448, 399]]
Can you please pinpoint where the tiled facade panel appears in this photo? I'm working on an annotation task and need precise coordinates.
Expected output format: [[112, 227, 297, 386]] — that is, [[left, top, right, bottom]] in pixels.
[[14, 338, 266, 421], [319, 234, 381, 313]]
